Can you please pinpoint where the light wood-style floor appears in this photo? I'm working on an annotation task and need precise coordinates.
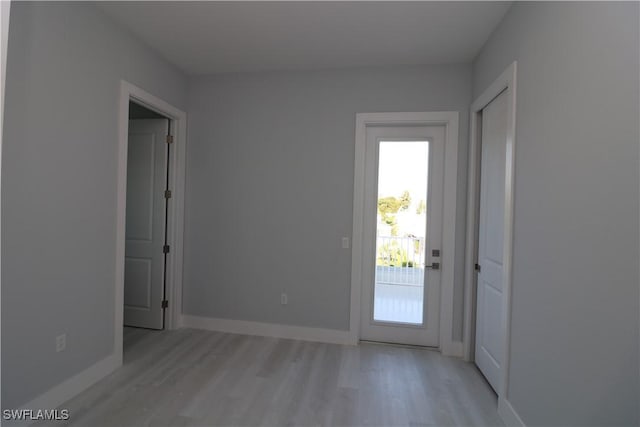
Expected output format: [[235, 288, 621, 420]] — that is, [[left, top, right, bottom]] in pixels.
[[50, 327, 503, 427]]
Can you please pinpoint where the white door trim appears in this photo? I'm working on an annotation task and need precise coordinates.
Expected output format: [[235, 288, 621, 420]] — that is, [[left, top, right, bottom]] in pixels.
[[115, 80, 187, 364], [350, 112, 459, 355], [0, 1, 10, 401], [463, 62, 517, 402]]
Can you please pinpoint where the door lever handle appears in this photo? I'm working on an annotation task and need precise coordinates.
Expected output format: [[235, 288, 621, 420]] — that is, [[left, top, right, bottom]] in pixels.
[[425, 262, 440, 270]]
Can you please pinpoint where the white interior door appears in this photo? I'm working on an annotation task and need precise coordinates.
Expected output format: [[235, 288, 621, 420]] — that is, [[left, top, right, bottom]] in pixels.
[[360, 125, 445, 347], [124, 119, 169, 330], [475, 90, 508, 391]]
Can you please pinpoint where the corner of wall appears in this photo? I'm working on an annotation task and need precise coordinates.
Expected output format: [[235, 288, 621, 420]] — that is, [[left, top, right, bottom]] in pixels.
[[498, 397, 526, 427]]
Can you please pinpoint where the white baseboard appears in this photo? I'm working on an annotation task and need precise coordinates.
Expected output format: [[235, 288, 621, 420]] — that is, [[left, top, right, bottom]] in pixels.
[[498, 397, 526, 427], [441, 339, 464, 357], [182, 315, 356, 345], [10, 354, 120, 426]]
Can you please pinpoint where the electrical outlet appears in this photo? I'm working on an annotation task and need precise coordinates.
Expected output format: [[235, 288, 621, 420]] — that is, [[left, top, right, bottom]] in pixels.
[[281, 293, 288, 305], [342, 237, 350, 249], [56, 334, 66, 352]]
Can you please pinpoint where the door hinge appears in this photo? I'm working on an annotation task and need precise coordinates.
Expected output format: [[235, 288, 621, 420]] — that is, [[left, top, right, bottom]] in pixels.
[[163, 244, 170, 254], [164, 190, 172, 199], [161, 300, 169, 309], [166, 135, 174, 144], [475, 263, 481, 273]]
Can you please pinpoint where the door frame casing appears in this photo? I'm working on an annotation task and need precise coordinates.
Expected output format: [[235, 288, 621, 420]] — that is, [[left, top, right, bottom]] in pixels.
[[350, 112, 459, 355], [115, 80, 187, 365], [463, 62, 517, 402]]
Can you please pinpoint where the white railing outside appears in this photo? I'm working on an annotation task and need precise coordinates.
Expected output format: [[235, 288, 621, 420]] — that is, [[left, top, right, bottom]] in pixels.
[[375, 235, 425, 286]]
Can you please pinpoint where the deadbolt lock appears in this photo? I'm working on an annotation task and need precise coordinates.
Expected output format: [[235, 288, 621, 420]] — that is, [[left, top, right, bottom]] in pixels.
[[432, 249, 440, 257]]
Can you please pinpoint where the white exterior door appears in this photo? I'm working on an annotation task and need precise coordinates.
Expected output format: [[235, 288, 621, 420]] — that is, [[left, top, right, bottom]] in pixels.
[[475, 90, 508, 391], [360, 125, 446, 347], [124, 119, 169, 330]]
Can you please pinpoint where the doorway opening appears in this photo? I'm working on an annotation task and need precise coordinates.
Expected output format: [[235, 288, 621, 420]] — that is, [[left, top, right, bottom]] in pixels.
[[114, 81, 187, 367], [359, 125, 445, 348], [463, 62, 517, 416], [124, 101, 171, 330], [350, 112, 460, 354]]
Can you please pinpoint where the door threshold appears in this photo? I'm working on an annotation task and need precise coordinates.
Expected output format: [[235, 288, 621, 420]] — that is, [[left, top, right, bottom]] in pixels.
[[359, 339, 440, 351], [123, 325, 165, 332]]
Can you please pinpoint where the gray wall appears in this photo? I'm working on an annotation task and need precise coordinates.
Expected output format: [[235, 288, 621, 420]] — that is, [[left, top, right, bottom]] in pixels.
[[473, 2, 639, 425], [184, 65, 471, 336], [2, 2, 187, 408]]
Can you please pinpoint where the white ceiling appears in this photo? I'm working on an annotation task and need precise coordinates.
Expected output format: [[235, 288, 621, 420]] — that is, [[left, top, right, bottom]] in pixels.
[[99, 1, 511, 75]]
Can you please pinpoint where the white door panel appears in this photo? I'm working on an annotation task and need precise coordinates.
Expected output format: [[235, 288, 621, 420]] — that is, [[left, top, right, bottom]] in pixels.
[[124, 258, 152, 308], [124, 119, 168, 330], [126, 136, 156, 240], [475, 89, 508, 391], [360, 125, 445, 347]]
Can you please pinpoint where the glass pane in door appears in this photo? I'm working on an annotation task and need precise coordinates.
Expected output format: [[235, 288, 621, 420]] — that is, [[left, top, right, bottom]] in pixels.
[[373, 141, 429, 324]]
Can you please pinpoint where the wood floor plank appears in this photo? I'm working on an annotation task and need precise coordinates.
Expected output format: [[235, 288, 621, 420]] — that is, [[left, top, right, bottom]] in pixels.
[[51, 328, 502, 427]]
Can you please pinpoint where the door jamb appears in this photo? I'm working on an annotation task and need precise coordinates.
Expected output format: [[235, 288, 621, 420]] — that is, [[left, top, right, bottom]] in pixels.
[[463, 62, 517, 401], [350, 111, 459, 355], [115, 80, 187, 365]]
